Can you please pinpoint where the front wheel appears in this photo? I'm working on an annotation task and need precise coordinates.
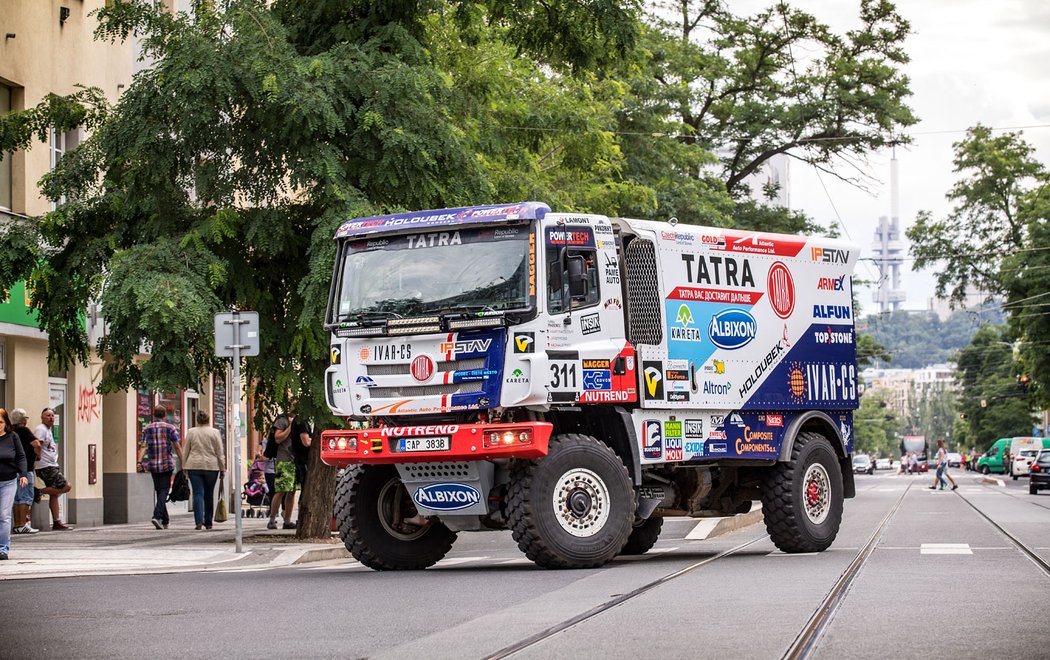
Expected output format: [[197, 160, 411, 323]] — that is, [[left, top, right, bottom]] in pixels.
[[762, 432, 844, 553], [980, 465, 989, 475], [508, 434, 635, 569], [334, 465, 457, 570]]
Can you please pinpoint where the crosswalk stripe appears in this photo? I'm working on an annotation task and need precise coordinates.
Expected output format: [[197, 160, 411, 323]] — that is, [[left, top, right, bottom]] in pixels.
[[920, 543, 972, 555]]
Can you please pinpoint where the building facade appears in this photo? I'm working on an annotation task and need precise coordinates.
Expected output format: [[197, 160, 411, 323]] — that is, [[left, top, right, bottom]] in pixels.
[[2, 0, 244, 527]]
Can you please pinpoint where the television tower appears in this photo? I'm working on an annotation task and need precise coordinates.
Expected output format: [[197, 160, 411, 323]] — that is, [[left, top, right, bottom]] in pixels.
[[872, 153, 906, 313]]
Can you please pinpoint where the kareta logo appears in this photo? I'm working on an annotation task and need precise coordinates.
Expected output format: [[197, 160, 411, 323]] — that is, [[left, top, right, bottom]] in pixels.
[[708, 309, 757, 349], [672, 304, 702, 342], [676, 305, 693, 326], [413, 483, 482, 511]]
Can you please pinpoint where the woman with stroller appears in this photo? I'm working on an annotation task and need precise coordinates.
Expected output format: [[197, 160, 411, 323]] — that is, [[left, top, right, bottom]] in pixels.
[[183, 410, 226, 530]]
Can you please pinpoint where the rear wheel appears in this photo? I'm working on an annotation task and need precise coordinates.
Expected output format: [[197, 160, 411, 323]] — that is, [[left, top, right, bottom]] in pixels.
[[1031, 483, 1038, 495], [508, 434, 635, 569], [334, 465, 457, 570], [620, 516, 664, 556], [762, 432, 844, 553]]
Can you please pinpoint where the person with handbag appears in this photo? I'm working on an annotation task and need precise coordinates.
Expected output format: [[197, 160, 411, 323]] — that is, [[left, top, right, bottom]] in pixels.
[[137, 405, 184, 530], [0, 408, 30, 560], [183, 410, 226, 530]]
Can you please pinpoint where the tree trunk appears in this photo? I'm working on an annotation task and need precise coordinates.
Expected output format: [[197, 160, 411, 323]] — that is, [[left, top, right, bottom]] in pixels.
[[296, 433, 337, 540]]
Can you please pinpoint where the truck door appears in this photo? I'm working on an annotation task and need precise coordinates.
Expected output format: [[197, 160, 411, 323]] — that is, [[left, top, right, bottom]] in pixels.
[[542, 216, 636, 405]]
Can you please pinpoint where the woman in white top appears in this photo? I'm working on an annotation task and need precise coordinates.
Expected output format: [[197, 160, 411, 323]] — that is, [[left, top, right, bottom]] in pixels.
[[183, 410, 226, 529]]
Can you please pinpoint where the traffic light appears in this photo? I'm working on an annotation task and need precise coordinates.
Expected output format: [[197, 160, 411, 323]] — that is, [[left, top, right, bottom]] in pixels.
[[1018, 375, 1031, 391]]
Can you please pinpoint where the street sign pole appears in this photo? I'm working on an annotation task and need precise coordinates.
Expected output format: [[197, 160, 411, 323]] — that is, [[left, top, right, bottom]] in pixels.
[[215, 311, 260, 554]]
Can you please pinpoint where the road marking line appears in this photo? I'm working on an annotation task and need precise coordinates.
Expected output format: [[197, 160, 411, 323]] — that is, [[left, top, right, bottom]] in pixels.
[[920, 543, 972, 555], [647, 546, 679, 554], [685, 519, 720, 540], [766, 550, 818, 556], [498, 558, 534, 565], [433, 556, 488, 567]]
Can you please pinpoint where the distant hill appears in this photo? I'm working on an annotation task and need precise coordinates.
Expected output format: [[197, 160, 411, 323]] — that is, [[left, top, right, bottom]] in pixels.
[[858, 307, 1004, 369]]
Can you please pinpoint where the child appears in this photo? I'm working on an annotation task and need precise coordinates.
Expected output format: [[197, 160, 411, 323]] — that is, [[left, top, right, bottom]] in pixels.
[[245, 470, 268, 501]]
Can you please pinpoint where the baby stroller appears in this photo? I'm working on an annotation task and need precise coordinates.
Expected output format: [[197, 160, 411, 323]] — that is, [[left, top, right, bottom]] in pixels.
[[242, 469, 271, 518]]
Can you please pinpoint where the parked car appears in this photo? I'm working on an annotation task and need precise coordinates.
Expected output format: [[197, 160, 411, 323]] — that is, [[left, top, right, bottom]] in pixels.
[[1012, 449, 1040, 479], [946, 452, 962, 468], [852, 455, 874, 475], [876, 457, 892, 471], [1029, 449, 1050, 495]]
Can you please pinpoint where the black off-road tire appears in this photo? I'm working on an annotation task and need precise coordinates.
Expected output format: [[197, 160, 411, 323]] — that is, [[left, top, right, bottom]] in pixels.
[[334, 465, 456, 570], [761, 431, 844, 553], [507, 434, 635, 569], [619, 516, 663, 556], [1031, 483, 1038, 495]]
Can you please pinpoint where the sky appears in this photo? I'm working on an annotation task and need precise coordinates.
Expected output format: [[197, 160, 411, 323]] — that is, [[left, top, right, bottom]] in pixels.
[[751, 0, 1050, 316]]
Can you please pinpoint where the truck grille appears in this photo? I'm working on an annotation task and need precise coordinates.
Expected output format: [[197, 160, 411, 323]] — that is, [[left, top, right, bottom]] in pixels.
[[625, 239, 663, 345], [369, 381, 484, 398], [366, 358, 486, 376]]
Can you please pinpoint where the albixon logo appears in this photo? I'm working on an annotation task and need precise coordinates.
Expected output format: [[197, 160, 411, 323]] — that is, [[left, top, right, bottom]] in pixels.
[[709, 309, 757, 349], [413, 483, 482, 511]]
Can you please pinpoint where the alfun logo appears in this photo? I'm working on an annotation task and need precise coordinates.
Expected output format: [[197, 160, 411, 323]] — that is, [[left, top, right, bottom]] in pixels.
[[642, 362, 664, 400], [513, 333, 535, 353]]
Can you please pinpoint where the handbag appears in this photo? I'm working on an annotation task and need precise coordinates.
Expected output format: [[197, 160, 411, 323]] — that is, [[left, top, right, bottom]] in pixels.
[[214, 474, 228, 523], [168, 470, 190, 502]]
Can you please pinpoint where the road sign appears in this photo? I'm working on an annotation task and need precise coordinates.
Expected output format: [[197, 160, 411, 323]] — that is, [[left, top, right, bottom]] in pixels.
[[214, 311, 260, 357]]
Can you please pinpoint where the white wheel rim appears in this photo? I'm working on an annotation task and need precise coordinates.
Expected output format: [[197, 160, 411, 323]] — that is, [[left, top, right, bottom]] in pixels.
[[552, 468, 611, 537], [802, 463, 831, 525], [378, 479, 427, 541]]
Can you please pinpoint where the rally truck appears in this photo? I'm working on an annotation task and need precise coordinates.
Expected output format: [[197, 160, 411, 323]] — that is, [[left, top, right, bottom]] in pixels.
[[320, 202, 860, 570]]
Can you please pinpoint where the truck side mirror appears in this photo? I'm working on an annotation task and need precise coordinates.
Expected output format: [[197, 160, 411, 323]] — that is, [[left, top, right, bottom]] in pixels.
[[567, 255, 587, 298]]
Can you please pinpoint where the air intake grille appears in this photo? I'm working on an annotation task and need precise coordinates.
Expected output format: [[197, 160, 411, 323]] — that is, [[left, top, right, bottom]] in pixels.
[[367, 358, 486, 376], [369, 381, 484, 398], [625, 239, 663, 345], [401, 462, 475, 480]]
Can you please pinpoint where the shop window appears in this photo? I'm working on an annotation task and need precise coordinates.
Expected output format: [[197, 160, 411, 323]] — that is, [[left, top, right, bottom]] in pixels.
[[49, 126, 80, 208]]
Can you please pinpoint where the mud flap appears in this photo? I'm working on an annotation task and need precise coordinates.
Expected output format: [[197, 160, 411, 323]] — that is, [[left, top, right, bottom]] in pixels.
[[839, 456, 856, 498]]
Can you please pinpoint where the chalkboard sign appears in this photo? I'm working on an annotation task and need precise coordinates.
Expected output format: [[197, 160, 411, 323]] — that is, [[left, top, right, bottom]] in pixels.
[[213, 372, 228, 454], [136, 386, 153, 441]]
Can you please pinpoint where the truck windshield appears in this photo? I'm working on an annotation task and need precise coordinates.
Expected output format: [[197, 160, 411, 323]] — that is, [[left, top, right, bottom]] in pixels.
[[333, 224, 533, 322]]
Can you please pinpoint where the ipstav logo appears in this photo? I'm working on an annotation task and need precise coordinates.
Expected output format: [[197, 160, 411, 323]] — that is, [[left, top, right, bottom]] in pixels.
[[413, 483, 482, 511], [708, 309, 757, 349]]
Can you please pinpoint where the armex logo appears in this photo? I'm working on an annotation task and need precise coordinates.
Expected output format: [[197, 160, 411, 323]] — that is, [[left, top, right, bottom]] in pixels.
[[708, 309, 757, 349], [413, 483, 482, 511], [817, 275, 845, 291]]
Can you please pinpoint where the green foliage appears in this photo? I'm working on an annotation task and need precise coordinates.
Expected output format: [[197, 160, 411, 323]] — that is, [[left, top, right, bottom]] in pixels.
[[908, 125, 1045, 302], [854, 390, 900, 457], [901, 387, 956, 447], [907, 125, 1050, 409], [631, 0, 915, 200], [954, 326, 1035, 449], [858, 308, 1001, 369]]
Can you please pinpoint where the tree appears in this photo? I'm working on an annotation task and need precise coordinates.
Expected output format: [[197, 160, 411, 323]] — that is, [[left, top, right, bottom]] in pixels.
[[0, 0, 641, 539], [908, 125, 1050, 408], [620, 0, 916, 209], [953, 326, 1034, 451], [908, 125, 1045, 302], [854, 390, 899, 457]]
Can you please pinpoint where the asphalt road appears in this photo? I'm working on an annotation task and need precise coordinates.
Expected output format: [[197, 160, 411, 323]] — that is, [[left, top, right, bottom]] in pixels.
[[3, 469, 1049, 659]]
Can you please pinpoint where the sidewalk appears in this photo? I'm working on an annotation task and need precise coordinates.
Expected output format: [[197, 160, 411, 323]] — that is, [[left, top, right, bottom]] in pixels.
[[0, 513, 350, 581]]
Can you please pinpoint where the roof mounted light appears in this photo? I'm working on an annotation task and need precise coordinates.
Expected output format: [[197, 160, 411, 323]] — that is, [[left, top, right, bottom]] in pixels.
[[448, 317, 504, 330]]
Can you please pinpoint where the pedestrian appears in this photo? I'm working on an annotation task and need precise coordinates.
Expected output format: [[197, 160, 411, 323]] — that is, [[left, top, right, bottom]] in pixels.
[[929, 440, 956, 490], [909, 452, 918, 475], [898, 453, 907, 476], [137, 405, 184, 530], [10, 408, 40, 534], [0, 408, 30, 560], [266, 413, 312, 530], [252, 451, 275, 502], [182, 410, 225, 530], [34, 407, 74, 530]]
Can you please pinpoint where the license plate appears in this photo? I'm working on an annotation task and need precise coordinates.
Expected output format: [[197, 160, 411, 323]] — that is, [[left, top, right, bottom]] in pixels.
[[398, 436, 451, 452]]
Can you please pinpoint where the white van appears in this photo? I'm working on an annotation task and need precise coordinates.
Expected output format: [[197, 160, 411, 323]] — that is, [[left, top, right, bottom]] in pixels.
[[1009, 437, 1044, 479]]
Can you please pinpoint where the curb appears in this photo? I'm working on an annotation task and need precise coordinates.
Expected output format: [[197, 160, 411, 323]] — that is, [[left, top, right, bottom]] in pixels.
[[685, 508, 764, 541], [979, 476, 1005, 487], [292, 546, 351, 565]]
